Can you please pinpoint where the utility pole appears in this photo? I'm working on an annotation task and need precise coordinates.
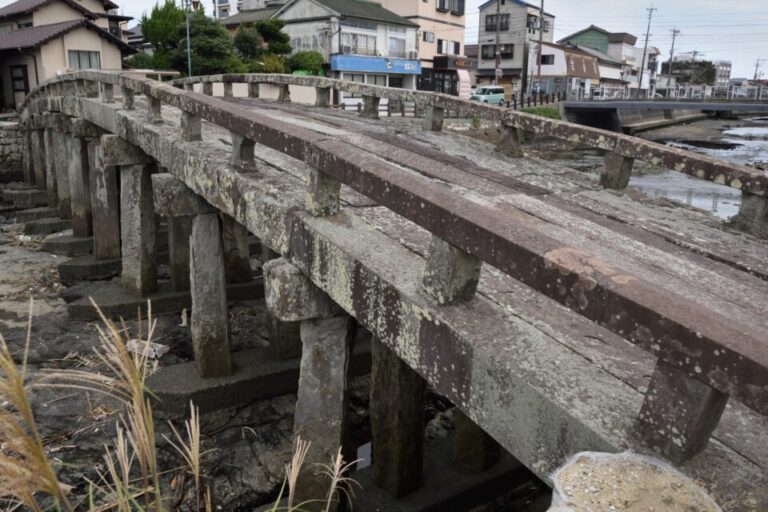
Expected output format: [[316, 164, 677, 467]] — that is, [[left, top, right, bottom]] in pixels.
[[666, 28, 680, 96], [690, 50, 701, 85], [494, 0, 501, 85], [638, 4, 657, 98], [754, 58, 766, 81], [535, 0, 545, 93]]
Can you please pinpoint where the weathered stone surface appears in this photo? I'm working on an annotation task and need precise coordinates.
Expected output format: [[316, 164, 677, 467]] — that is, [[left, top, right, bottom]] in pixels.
[[101, 134, 151, 166], [370, 338, 427, 498], [51, 129, 72, 218], [637, 360, 728, 464], [230, 132, 255, 170], [730, 192, 768, 239], [305, 169, 341, 217], [293, 316, 355, 511], [181, 111, 202, 142], [495, 124, 524, 157], [361, 95, 380, 120], [15, 206, 58, 223], [422, 236, 481, 305], [31, 129, 46, 188], [147, 96, 162, 124], [601, 152, 635, 190], [151, 173, 214, 217], [67, 134, 92, 237], [315, 87, 331, 108], [120, 164, 157, 296], [422, 105, 444, 132], [247, 82, 260, 98], [453, 409, 500, 472], [168, 216, 193, 291], [41, 234, 92, 257], [43, 128, 58, 208], [23, 217, 71, 235], [277, 84, 290, 103], [263, 258, 340, 322], [190, 212, 233, 378], [220, 214, 252, 283], [88, 142, 121, 260], [58, 255, 121, 285]]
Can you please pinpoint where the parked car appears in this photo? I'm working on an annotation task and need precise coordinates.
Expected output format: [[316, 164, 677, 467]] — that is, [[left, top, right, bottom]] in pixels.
[[470, 86, 507, 106]]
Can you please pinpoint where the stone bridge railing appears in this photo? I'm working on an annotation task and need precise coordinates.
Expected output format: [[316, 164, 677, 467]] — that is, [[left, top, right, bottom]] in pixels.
[[17, 70, 767, 509], [169, 73, 768, 239]]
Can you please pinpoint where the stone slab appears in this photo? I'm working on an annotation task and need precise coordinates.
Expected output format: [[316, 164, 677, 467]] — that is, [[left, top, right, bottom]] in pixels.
[[147, 340, 371, 415], [58, 255, 122, 285], [65, 278, 264, 321], [23, 217, 71, 235], [15, 207, 59, 223], [4, 189, 48, 208], [41, 234, 92, 256]]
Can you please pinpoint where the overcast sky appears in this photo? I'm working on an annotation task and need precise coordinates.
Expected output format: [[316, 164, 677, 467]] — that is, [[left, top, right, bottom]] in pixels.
[[3, 0, 766, 78]]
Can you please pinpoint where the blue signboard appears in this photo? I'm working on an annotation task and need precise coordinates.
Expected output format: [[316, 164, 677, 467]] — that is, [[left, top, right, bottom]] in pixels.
[[330, 54, 421, 75]]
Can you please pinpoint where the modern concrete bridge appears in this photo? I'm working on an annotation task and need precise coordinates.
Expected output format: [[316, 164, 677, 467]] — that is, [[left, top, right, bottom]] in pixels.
[[12, 70, 768, 510]]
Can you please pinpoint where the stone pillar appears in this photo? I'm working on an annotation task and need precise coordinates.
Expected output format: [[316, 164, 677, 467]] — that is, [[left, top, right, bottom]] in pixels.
[[277, 83, 291, 103], [31, 129, 46, 189], [43, 128, 58, 208], [370, 338, 426, 498], [168, 216, 193, 291], [51, 123, 72, 218], [263, 258, 347, 511], [731, 192, 768, 239], [223, 82, 233, 97], [230, 132, 255, 170], [68, 135, 93, 237], [190, 213, 233, 377], [181, 111, 202, 142], [147, 96, 163, 124], [422, 105, 444, 132], [22, 130, 34, 185], [315, 87, 331, 107], [262, 246, 302, 360], [88, 141, 121, 260], [183, 83, 194, 92], [247, 82, 260, 98], [637, 359, 728, 464], [101, 83, 115, 103], [123, 88, 135, 110], [120, 164, 157, 296], [202, 82, 213, 96], [220, 214, 252, 283], [360, 95, 380, 119], [495, 124, 525, 158], [600, 152, 635, 190]]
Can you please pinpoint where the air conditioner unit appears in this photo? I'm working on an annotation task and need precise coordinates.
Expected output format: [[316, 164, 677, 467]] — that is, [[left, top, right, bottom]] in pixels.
[[342, 45, 352, 54], [408, 51, 418, 60]]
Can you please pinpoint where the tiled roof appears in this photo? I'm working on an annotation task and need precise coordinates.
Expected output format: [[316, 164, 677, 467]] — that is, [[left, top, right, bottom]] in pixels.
[[280, 0, 418, 27], [0, 19, 134, 53], [0, 0, 93, 19], [219, 7, 279, 27]]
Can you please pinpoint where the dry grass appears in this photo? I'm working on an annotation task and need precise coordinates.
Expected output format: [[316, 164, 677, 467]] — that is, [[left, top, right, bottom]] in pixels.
[[1, 298, 358, 512]]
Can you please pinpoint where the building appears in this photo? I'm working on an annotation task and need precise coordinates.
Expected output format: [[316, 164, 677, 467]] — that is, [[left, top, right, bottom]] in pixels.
[[219, 5, 281, 35], [526, 42, 600, 96], [558, 25, 659, 93], [476, 0, 555, 95], [713, 60, 732, 88], [215, 0, 235, 19], [376, 0, 472, 96], [272, 0, 421, 104], [566, 44, 624, 91], [0, 0, 134, 110]]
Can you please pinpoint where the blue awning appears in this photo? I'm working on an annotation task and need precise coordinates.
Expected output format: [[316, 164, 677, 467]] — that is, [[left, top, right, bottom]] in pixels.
[[331, 54, 421, 75]]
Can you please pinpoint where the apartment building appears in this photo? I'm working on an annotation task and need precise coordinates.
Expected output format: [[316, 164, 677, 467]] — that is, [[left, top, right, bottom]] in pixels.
[[377, 0, 472, 95], [0, 0, 134, 109], [273, 0, 420, 103], [476, 0, 555, 94]]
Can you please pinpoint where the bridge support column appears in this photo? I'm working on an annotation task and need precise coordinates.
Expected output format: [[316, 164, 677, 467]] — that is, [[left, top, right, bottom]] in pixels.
[[30, 128, 46, 189], [121, 163, 157, 296], [495, 124, 525, 158], [315, 87, 331, 107], [202, 82, 213, 96], [220, 214, 252, 283], [360, 95, 380, 120], [600, 152, 635, 190], [262, 247, 302, 359], [88, 140, 121, 260], [731, 192, 768, 239], [223, 82, 233, 97], [68, 126, 100, 238], [22, 130, 33, 185], [248, 82, 260, 98], [169, 216, 193, 292], [50, 118, 72, 218], [277, 83, 291, 103], [151, 173, 233, 376], [43, 127, 58, 208], [371, 338, 426, 498], [637, 359, 728, 464], [263, 258, 347, 510], [422, 105, 444, 132]]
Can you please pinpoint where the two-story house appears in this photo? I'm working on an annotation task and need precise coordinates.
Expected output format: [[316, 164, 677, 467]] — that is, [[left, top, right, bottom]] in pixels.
[[273, 0, 420, 104], [376, 0, 473, 96], [525, 42, 600, 96], [476, 0, 555, 94], [0, 0, 133, 110]]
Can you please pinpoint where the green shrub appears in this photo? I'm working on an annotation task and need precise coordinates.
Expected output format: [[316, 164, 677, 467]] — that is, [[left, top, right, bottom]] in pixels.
[[520, 105, 561, 120], [123, 52, 154, 69], [288, 51, 324, 75]]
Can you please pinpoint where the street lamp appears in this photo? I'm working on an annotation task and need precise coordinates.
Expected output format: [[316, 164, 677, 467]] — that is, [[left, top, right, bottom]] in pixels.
[[183, 0, 201, 77]]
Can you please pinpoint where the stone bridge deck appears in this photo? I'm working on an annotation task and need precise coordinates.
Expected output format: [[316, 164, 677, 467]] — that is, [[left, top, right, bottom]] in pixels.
[[16, 72, 768, 510]]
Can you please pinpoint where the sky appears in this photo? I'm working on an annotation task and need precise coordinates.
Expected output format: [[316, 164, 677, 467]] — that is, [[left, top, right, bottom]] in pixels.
[[2, 0, 767, 78]]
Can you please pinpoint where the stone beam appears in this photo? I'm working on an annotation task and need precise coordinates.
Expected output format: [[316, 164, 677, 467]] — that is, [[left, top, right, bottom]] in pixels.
[[101, 134, 152, 167], [151, 173, 215, 217], [263, 258, 340, 322]]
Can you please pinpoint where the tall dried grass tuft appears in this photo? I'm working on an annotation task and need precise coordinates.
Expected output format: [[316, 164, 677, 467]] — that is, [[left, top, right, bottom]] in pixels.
[[0, 299, 73, 511], [164, 401, 204, 512]]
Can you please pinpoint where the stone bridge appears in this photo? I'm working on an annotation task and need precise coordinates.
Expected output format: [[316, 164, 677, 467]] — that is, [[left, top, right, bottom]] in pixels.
[[12, 70, 768, 510]]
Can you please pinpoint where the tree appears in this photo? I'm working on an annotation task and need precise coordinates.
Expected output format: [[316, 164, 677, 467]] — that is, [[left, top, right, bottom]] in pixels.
[[234, 25, 263, 60], [255, 20, 292, 56], [140, 0, 185, 56], [124, 52, 154, 69], [288, 51, 324, 75], [170, 11, 238, 76], [661, 60, 716, 86]]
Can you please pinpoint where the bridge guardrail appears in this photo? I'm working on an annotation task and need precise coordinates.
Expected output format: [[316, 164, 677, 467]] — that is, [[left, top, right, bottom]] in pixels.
[[17, 70, 768, 482]]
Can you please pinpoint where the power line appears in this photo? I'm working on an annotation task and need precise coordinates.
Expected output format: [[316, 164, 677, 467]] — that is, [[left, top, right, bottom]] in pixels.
[[667, 28, 680, 90]]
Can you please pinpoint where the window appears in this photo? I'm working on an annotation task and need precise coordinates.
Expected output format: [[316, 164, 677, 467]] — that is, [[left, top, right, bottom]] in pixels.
[[68, 50, 101, 70], [341, 32, 377, 56], [527, 14, 539, 34], [18, 21, 32, 29], [389, 37, 406, 58], [485, 14, 509, 31], [450, 0, 465, 15], [109, 20, 121, 38], [369, 74, 387, 87], [345, 73, 365, 98], [540, 54, 554, 65], [480, 44, 513, 60], [453, 41, 461, 55], [423, 31, 435, 43], [10, 65, 29, 93], [436, 0, 449, 12], [388, 76, 404, 88]]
